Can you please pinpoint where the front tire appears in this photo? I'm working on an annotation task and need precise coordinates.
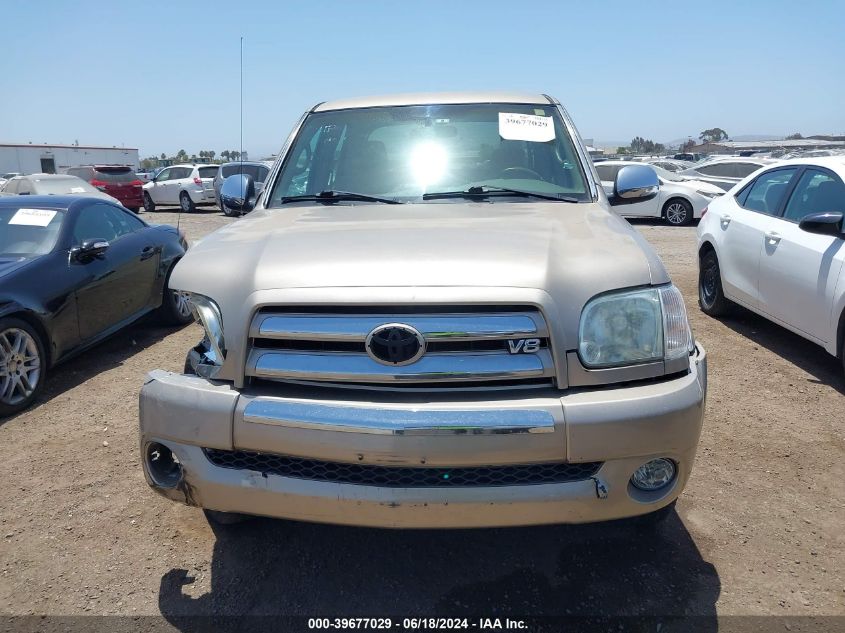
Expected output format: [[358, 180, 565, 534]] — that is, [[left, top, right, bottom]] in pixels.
[[157, 266, 194, 326], [0, 318, 46, 418], [663, 198, 694, 226], [127, 206, 140, 214], [221, 201, 239, 217], [179, 191, 196, 213], [143, 192, 155, 213], [699, 249, 733, 316]]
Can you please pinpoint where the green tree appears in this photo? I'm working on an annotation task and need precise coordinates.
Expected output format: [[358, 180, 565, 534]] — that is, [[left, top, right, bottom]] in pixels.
[[785, 132, 803, 140], [616, 146, 629, 155], [680, 139, 696, 151], [221, 150, 230, 161], [160, 152, 167, 160], [699, 128, 729, 143], [230, 150, 240, 161], [176, 149, 188, 162], [208, 150, 216, 161]]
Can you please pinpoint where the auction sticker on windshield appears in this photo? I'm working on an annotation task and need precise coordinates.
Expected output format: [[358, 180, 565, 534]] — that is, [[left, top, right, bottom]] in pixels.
[[8, 208, 58, 227], [499, 112, 555, 142]]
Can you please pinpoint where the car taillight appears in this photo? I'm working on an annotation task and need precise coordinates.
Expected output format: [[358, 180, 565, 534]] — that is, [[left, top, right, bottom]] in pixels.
[[193, 177, 202, 185], [701, 206, 708, 218], [130, 179, 143, 187], [90, 179, 108, 191]]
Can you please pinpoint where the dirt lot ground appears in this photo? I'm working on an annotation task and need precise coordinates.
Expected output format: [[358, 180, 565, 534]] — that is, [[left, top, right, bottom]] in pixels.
[[1, 207, 843, 625]]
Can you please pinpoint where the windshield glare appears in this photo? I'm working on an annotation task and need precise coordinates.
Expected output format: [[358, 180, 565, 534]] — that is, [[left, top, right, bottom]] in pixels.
[[0, 207, 65, 257], [268, 104, 590, 205]]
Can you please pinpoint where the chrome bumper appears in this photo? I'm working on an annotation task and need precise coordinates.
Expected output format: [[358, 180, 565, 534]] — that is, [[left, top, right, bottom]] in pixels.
[[139, 346, 707, 528]]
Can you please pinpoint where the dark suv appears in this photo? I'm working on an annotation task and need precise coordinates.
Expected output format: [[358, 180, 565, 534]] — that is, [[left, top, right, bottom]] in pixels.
[[66, 165, 144, 212], [213, 161, 273, 216]]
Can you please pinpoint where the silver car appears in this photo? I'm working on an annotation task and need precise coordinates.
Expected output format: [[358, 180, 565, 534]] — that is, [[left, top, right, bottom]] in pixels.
[[140, 91, 707, 529]]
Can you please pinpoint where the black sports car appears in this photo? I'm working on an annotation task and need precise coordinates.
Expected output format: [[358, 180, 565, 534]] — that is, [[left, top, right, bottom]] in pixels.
[[0, 196, 193, 416]]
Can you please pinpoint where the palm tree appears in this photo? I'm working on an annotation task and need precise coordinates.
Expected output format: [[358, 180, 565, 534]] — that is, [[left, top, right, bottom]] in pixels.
[[221, 150, 230, 161]]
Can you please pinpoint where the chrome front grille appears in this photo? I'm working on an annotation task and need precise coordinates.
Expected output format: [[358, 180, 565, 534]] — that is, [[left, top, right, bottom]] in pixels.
[[246, 307, 555, 386]]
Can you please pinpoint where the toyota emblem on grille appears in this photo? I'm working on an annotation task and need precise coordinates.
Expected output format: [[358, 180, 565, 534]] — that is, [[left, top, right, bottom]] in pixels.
[[365, 323, 426, 366]]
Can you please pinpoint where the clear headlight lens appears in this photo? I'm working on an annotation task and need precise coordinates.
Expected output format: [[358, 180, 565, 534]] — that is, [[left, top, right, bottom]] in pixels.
[[187, 293, 225, 364], [578, 285, 693, 368]]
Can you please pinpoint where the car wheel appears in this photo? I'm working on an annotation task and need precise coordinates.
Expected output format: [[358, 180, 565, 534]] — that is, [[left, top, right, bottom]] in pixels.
[[157, 266, 194, 326], [203, 509, 251, 526], [221, 201, 239, 217], [663, 198, 693, 226], [699, 249, 732, 316], [179, 191, 196, 213], [143, 192, 155, 213], [0, 318, 46, 418], [127, 207, 141, 214]]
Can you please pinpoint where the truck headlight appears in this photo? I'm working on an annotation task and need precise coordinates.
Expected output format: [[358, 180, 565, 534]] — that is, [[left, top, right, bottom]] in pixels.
[[578, 285, 693, 368], [187, 293, 225, 364]]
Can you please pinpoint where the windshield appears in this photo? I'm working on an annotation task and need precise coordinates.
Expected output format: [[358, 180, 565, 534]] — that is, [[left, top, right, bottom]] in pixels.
[[0, 206, 65, 257], [35, 177, 98, 195], [268, 103, 590, 205]]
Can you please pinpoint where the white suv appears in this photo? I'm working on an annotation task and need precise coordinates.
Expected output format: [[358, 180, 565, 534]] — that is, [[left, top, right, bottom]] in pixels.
[[142, 164, 219, 213]]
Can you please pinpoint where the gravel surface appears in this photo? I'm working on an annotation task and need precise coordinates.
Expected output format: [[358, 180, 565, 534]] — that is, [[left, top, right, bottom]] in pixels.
[[1, 208, 843, 622]]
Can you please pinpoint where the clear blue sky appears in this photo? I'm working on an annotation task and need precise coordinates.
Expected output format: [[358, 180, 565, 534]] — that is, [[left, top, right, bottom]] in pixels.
[[3, 0, 843, 157]]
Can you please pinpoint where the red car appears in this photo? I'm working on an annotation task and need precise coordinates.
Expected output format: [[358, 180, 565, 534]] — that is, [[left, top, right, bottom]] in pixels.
[[65, 165, 144, 212]]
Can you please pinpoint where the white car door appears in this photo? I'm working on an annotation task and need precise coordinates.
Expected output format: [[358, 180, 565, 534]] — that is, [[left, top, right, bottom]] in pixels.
[[166, 167, 191, 204], [147, 168, 171, 204], [718, 167, 799, 309], [756, 167, 845, 345]]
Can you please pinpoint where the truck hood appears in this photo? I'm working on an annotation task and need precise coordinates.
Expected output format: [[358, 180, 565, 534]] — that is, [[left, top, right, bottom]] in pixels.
[[172, 201, 665, 297]]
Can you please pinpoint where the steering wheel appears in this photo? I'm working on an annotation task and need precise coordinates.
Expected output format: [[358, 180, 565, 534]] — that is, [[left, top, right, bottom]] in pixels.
[[500, 167, 543, 180]]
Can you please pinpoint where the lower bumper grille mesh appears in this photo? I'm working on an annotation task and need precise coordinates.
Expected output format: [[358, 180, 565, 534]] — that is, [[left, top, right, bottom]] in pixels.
[[204, 449, 601, 488]]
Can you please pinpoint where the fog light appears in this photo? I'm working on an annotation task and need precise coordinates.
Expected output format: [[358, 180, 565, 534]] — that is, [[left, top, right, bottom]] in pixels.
[[630, 458, 676, 491], [145, 442, 183, 488]]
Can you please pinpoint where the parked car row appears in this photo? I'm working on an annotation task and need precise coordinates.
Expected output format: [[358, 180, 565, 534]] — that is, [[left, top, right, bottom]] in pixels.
[[0, 162, 274, 217]]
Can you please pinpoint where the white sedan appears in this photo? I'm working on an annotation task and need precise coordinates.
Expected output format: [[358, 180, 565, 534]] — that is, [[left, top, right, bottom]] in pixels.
[[697, 156, 845, 369], [595, 161, 723, 225]]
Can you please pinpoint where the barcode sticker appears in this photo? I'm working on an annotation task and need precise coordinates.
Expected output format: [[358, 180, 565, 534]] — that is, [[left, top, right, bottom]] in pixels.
[[499, 112, 555, 142]]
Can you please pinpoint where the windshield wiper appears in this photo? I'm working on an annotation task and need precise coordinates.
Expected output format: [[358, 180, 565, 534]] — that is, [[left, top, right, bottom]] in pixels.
[[422, 185, 579, 203], [280, 190, 402, 205]]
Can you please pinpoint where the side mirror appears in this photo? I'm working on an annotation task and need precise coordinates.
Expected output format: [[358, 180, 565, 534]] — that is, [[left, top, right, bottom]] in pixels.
[[608, 165, 659, 206], [221, 174, 256, 213], [73, 238, 110, 261], [798, 211, 844, 237]]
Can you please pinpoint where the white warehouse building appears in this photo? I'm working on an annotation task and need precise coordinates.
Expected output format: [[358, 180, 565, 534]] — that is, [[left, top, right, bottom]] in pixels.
[[0, 143, 139, 176]]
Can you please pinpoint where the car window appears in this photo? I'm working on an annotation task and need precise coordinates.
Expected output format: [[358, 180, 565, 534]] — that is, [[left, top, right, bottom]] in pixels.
[[733, 162, 763, 179], [0, 206, 65, 256], [595, 164, 623, 182], [155, 168, 171, 181], [697, 163, 733, 178], [782, 169, 845, 222], [73, 203, 122, 244], [269, 103, 590, 204], [92, 167, 137, 183], [33, 177, 97, 195], [3, 179, 18, 194], [740, 168, 798, 215], [17, 180, 34, 194], [105, 205, 145, 237], [171, 167, 192, 179], [221, 164, 267, 180], [198, 166, 219, 179]]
